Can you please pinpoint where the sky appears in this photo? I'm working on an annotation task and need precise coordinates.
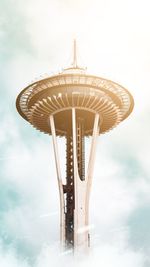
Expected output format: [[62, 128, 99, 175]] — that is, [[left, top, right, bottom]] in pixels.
[[0, 0, 150, 266]]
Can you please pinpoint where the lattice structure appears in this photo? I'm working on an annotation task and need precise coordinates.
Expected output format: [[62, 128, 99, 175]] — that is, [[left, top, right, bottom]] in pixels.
[[76, 119, 85, 181], [65, 132, 74, 247], [16, 41, 134, 251]]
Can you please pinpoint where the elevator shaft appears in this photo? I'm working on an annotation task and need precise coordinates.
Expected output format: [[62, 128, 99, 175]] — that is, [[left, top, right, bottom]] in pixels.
[[65, 118, 85, 247]]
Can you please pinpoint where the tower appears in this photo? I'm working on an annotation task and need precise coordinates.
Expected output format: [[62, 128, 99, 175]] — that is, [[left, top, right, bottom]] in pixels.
[[16, 41, 134, 250]]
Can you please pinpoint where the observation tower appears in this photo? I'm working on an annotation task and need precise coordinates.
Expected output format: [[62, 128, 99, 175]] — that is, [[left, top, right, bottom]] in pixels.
[[16, 41, 134, 251]]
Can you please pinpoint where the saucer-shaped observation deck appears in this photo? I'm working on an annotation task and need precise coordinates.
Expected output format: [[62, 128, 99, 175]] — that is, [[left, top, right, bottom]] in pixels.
[[16, 66, 134, 136]]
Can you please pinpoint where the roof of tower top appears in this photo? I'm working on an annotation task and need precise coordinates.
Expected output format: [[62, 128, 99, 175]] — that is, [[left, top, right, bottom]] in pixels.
[[61, 39, 87, 75]]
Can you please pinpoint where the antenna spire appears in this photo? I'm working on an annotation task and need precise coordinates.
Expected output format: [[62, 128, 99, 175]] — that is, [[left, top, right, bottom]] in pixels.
[[73, 39, 77, 68]]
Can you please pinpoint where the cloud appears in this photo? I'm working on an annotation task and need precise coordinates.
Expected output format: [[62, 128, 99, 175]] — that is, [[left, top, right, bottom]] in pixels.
[[0, 243, 30, 267], [1, 117, 147, 265], [0, 0, 150, 266]]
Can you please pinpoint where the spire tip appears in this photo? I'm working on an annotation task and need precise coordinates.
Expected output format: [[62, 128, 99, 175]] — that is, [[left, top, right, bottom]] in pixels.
[[73, 39, 77, 68]]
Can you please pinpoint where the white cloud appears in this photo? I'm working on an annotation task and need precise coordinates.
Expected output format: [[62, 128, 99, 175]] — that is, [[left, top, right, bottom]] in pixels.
[[34, 242, 144, 267], [0, 246, 30, 267], [1, 0, 150, 265], [0, 241, 144, 267]]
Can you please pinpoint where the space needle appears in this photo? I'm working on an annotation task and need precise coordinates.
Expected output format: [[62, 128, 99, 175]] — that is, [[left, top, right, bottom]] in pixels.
[[16, 40, 134, 250]]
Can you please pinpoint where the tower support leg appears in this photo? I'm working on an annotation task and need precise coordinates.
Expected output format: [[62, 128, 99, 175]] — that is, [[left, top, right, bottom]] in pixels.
[[49, 115, 65, 246], [85, 113, 100, 241], [72, 109, 100, 250]]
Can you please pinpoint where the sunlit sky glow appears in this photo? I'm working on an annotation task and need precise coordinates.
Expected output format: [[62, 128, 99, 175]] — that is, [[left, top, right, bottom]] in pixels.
[[0, 0, 150, 266]]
